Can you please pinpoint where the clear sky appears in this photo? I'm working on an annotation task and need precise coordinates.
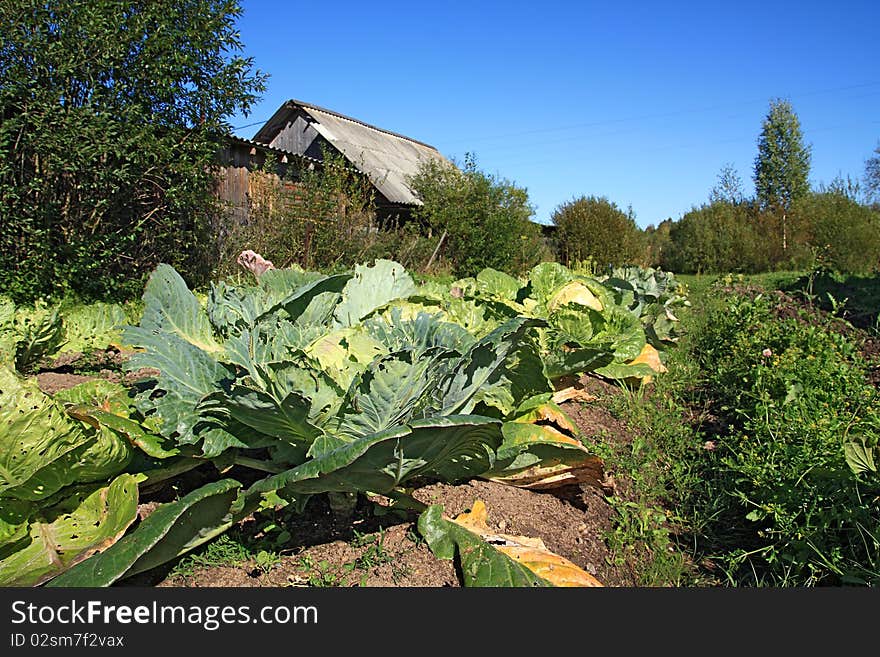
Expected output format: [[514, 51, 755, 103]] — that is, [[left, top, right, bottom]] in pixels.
[[228, 0, 880, 228]]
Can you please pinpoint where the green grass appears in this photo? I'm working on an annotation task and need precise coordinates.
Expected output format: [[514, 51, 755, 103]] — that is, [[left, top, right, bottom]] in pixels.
[[677, 270, 808, 298], [684, 288, 880, 585], [599, 335, 712, 586], [602, 270, 880, 586], [168, 534, 259, 580]]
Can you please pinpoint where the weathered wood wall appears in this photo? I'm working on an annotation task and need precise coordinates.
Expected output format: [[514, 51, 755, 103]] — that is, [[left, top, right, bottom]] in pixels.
[[267, 111, 327, 160]]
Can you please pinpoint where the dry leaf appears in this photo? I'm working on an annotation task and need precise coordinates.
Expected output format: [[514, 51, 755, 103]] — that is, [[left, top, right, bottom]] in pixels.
[[552, 386, 598, 404], [451, 501, 603, 587], [486, 457, 605, 490], [630, 343, 667, 373]]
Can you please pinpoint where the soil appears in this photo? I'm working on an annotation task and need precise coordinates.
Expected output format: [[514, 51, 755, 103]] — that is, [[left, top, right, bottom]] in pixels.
[[35, 347, 159, 394], [28, 347, 643, 588], [31, 284, 879, 588], [121, 373, 643, 589]]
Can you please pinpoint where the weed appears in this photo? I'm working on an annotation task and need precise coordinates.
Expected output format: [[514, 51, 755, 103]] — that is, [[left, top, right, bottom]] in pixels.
[[679, 286, 880, 585], [254, 550, 281, 574], [169, 534, 255, 581]]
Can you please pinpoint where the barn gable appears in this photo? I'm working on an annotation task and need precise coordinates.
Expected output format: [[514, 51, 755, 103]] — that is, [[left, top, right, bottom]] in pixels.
[[252, 99, 451, 207]]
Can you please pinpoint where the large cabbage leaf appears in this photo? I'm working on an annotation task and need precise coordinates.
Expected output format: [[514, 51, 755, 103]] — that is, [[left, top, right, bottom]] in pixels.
[[0, 369, 130, 501], [61, 302, 129, 353], [248, 416, 503, 497], [417, 504, 551, 587], [0, 473, 139, 586], [332, 259, 417, 328], [137, 264, 223, 354], [48, 478, 243, 587], [124, 266, 251, 457], [56, 380, 177, 460]]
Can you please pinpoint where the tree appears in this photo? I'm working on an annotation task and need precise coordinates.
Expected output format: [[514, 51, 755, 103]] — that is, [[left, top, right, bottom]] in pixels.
[[409, 154, 546, 277], [550, 196, 646, 269], [794, 190, 880, 275], [865, 142, 880, 205], [710, 162, 745, 205], [753, 99, 812, 251], [0, 0, 267, 300]]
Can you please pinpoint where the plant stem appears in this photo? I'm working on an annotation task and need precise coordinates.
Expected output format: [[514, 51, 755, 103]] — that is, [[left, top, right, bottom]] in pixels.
[[233, 456, 285, 474]]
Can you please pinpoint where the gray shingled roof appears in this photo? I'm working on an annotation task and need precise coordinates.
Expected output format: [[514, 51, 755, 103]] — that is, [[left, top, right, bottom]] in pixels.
[[254, 100, 452, 205]]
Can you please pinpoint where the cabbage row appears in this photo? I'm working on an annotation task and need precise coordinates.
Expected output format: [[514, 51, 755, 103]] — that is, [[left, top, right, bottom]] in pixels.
[[1, 259, 686, 587]]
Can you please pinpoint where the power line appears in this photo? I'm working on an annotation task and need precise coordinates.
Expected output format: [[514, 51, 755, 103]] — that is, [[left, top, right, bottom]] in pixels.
[[440, 81, 880, 146], [232, 119, 270, 131]]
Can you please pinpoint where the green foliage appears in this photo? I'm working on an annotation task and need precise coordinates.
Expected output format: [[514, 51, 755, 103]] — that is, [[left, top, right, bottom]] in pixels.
[[551, 195, 647, 269], [661, 186, 878, 277], [0, 0, 267, 302], [784, 270, 880, 333], [792, 191, 880, 275], [418, 504, 552, 587], [689, 292, 880, 585], [217, 150, 435, 275], [32, 258, 684, 586], [61, 302, 130, 353], [661, 201, 770, 274], [417, 261, 682, 382], [408, 154, 548, 277], [0, 474, 139, 586], [0, 295, 139, 376], [710, 163, 746, 205], [643, 219, 674, 269], [123, 262, 569, 495], [753, 99, 812, 213], [640, 186, 879, 279], [863, 142, 880, 205], [0, 369, 153, 585], [49, 479, 244, 587], [5, 300, 65, 372], [602, 266, 691, 345]]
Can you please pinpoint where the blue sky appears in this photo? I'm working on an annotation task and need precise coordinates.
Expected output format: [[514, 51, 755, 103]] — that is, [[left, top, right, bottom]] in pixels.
[[228, 0, 880, 228]]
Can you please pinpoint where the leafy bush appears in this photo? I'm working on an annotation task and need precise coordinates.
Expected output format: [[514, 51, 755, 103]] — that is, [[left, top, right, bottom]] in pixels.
[[0, 1, 266, 302], [660, 202, 774, 274], [217, 150, 443, 276], [689, 291, 880, 585], [660, 192, 879, 276], [551, 195, 646, 269], [408, 155, 548, 277], [792, 191, 880, 275]]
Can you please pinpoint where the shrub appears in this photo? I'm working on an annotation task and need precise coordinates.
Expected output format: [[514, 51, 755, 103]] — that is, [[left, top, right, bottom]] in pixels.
[[217, 151, 410, 275], [0, 1, 266, 302], [408, 155, 548, 277], [793, 191, 880, 275], [551, 196, 646, 269], [661, 202, 752, 273], [644, 219, 674, 268], [660, 201, 817, 274]]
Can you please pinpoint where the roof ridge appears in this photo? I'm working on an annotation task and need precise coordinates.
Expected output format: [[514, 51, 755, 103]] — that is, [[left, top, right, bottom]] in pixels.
[[285, 99, 440, 152]]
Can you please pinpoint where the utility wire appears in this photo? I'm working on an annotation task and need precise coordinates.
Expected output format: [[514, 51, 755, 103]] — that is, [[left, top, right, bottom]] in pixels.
[[440, 81, 880, 146]]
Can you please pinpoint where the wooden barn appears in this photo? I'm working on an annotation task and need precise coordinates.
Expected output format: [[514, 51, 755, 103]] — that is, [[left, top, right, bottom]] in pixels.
[[214, 135, 319, 226], [216, 99, 452, 225]]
